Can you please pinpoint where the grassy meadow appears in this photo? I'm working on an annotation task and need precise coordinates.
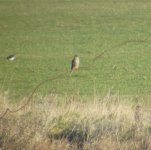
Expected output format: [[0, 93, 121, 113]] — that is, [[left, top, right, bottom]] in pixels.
[[1, 0, 151, 149], [0, 0, 151, 99]]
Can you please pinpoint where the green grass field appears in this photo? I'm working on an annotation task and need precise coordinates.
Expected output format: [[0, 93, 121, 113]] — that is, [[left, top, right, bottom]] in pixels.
[[1, 0, 151, 99]]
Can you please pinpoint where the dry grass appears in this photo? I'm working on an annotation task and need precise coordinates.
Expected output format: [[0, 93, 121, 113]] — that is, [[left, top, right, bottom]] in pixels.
[[0, 93, 151, 150]]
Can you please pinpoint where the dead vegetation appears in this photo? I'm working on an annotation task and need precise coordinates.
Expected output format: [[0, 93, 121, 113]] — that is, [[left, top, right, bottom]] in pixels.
[[0, 93, 151, 150]]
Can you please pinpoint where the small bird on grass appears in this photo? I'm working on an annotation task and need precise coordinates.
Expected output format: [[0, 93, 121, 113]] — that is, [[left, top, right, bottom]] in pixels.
[[70, 55, 80, 75], [6, 54, 16, 61]]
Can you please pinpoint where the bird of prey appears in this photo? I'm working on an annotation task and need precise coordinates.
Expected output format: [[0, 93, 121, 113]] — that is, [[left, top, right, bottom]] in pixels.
[[71, 55, 80, 74], [6, 54, 16, 61]]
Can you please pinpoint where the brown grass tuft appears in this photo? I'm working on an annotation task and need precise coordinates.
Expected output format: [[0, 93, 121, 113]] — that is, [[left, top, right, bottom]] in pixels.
[[0, 94, 151, 149]]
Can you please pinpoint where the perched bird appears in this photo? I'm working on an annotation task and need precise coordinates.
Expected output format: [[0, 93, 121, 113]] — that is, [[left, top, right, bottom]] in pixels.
[[6, 54, 16, 61], [71, 55, 80, 74]]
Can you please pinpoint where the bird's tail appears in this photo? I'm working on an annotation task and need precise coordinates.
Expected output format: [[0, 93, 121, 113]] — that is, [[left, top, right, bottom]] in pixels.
[[70, 68, 75, 76], [70, 69, 73, 76]]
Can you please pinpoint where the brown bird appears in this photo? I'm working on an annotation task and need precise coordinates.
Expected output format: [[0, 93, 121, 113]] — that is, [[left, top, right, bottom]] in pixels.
[[70, 55, 80, 75]]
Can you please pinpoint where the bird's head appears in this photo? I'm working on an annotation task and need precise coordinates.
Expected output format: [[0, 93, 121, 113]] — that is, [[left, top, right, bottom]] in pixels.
[[74, 55, 79, 58]]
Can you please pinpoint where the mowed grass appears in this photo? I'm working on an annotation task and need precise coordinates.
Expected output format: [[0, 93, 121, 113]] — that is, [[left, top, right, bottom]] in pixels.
[[0, 0, 151, 99]]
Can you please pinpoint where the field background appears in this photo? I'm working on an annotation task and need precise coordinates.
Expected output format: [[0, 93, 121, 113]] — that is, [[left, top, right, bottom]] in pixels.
[[0, 0, 151, 99]]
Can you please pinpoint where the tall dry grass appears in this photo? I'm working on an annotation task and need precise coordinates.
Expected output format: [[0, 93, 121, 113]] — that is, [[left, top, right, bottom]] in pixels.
[[0, 93, 151, 150]]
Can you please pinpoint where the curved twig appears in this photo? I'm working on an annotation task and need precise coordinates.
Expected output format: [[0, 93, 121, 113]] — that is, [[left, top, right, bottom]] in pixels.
[[92, 39, 149, 62], [0, 38, 150, 120], [0, 71, 68, 120]]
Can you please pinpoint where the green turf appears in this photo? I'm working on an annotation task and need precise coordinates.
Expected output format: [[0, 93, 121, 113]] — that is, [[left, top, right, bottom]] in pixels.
[[0, 0, 151, 99]]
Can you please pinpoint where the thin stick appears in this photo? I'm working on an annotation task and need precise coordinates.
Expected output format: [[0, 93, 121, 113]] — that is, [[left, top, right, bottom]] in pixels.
[[0, 38, 150, 120]]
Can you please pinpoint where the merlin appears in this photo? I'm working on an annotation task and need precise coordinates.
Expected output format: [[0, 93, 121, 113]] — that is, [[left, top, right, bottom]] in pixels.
[[71, 55, 80, 74]]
